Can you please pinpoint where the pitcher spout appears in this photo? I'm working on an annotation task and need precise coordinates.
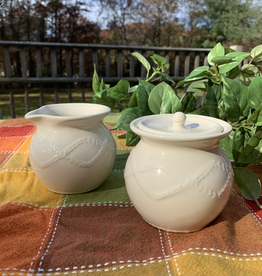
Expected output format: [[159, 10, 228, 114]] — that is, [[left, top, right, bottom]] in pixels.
[[25, 103, 111, 128]]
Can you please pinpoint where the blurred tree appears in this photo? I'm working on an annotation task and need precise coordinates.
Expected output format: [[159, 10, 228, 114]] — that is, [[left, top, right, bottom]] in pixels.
[[95, 0, 137, 45], [135, 0, 179, 46], [201, 0, 261, 47]]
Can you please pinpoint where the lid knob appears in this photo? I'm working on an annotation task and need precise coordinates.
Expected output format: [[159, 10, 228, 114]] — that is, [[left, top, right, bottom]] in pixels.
[[172, 112, 187, 132]]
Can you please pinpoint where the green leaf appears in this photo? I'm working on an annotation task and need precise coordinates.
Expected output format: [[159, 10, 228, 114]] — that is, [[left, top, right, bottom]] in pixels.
[[94, 88, 107, 99], [176, 74, 210, 88], [248, 76, 262, 109], [126, 131, 140, 146], [162, 64, 170, 72], [211, 56, 232, 65], [186, 80, 208, 94], [232, 127, 246, 164], [184, 66, 209, 80], [129, 85, 139, 93], [92, 65, 100, 94], [224, 46, 236, 55], [251, 45, 262, 62], [148, 82, 182, 114], [100, 79, 109, 91], [208, 43, 225, 66], [158, 71, 175, 84], [132, 52, 151, 79], [203, 80, 221, 107], [93, 90, 115, 109], [219, 131, 235, 161], [239, 64, 260, 86], [137, 79, 153, 115], [226, 66, 240, 79], [248, 103, 262, 126], [218, 100, 227, 120], [128, 87, 139, 108], [190, 105, 219, 117], [138, 78, 155, 96], [238, 131, 262, 164], [181, 93, 198, 113], [107, 80, 130, 101], [218, 52, 250, 74], [222, 76, 249, 122], [113, 107, 142, 132], [151, 54, 166, 67], [233, 167, 261, 206]]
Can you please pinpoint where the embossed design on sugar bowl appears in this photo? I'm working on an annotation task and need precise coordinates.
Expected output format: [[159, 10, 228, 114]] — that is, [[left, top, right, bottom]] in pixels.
[[124, 112, 233, 233], [25, 103, 116, 194]]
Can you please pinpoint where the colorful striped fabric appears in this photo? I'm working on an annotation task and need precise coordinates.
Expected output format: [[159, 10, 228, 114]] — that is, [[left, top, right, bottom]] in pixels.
[[1, 116, 262, 275]]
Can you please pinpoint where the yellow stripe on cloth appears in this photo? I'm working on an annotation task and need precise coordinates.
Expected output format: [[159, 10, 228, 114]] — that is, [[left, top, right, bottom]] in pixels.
[[174, 252, 262, 276], [0, 170, 64, 208]]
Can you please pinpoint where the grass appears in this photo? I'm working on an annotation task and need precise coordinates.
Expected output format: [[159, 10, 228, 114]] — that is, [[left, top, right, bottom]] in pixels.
[[0, 85, 194, 119], [0, 86, 98, 119]]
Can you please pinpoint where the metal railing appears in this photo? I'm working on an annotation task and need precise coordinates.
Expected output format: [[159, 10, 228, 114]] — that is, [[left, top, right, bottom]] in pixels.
[[0, 41, 212, 118]]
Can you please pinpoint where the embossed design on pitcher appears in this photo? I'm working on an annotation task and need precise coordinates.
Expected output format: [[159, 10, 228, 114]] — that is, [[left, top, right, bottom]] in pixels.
[[32, 137, 111, 168]]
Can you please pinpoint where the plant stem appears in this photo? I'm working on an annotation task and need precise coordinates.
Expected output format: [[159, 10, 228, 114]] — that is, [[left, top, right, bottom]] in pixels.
[[255, 198, 262, 209], [117, 102, 127, 110]]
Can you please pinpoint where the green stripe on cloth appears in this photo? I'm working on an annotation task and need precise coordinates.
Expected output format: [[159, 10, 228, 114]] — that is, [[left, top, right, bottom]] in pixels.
[[62, 172, 131, 206]]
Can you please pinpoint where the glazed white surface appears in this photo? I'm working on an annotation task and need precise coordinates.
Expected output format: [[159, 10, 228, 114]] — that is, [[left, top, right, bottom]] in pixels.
[[26, 103, 116, 194], [125, 112, 233, 232]]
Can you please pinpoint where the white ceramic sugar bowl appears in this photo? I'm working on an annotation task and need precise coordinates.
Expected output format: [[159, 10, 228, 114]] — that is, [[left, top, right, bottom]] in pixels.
[[25, 103, 116, 194], [124, 112, 233, 232]]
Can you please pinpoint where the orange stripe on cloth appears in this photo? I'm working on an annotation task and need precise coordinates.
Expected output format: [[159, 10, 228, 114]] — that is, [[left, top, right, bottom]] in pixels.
[[0, 118, 33, 126]]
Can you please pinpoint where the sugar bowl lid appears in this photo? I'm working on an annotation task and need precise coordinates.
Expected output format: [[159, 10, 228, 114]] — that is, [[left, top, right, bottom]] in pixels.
[[131, 112, 232, 141]]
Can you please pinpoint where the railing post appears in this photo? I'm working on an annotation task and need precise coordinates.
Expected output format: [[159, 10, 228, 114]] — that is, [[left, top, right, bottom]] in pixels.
[[79, 49, 85, 102], [164, 52, 170, 74], [4, 47, 12, 78], [130, 54, 135, 78], [21, 47, 30, 113], [10, 88, 16, 118], [66, 49, 72, 102], [118, 50, 123, 78], [141, 51, 146, 78], [4, 47, 15, 117], [79, 49, 85, 78], [20, 47, 27, 78], [51, 48, 58, 103], [204, 54, 208, 66], [106, 49, 111, 77], [174, 52, 180, 77], [194, 54, 200, 69], [36, 48, 44, 106], [93, 49, 98, 73], [184, 53, 190, 77]]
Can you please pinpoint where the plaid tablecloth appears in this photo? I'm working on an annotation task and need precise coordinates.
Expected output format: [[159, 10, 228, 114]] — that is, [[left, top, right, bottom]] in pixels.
[[1, 115, 262, 276]]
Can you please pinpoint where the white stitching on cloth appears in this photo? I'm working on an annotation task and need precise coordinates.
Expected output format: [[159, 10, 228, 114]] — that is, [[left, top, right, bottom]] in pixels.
[[0, 124, 35, 128], [0, 168, 33, 173], [158, 229, 172, 276], [0, 151, 28, 154], [167, 232, 181, 275], [2, 253, 262, 274], [173, 247, 262, 258], [2, 258, 167, 274], [0, 201, 133, 209], [37, 205, 64, 273], [30, 195, 63, 271]]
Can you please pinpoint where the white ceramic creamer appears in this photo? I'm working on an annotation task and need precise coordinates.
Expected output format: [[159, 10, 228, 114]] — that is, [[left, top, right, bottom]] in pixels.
[[124, 112, 233, 232], [25, 103, 116, 194]]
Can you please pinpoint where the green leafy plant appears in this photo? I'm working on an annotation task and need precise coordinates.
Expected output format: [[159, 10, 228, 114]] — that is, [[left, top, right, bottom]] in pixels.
[[92, 53, 180, 146], [92, 44, 262, 208], [175, 43, 262, 209]]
